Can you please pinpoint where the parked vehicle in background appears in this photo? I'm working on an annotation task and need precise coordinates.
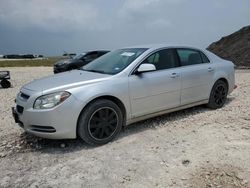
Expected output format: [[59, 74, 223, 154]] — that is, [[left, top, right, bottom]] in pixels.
[[62, 53, 76, 58], [12, 44, 236, 145], [0, 71, 11, 88], [54, 50, 110, 73], [2, 54, 43, 59]]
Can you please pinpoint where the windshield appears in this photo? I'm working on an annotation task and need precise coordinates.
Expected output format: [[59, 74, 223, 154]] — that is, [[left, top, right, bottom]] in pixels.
[[81, 48, 148, 75], [73, 53, 86, 60]]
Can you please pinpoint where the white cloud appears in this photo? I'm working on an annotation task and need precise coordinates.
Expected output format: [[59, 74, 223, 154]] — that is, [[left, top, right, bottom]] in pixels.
[[118, 0, 185, 29], [147, 19, 171, 29], [0, 0, 187, 32], [122, 0, 185, 11], [122, 0, 161, 11], [0, 0, 249, 55], [0, 0, 100, 32]]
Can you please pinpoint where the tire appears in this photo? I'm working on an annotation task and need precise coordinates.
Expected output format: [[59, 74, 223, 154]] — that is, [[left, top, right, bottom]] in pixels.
[[1, 79, 11, 88], [207, 80, 228, 109], [77, 99, 123, 145]]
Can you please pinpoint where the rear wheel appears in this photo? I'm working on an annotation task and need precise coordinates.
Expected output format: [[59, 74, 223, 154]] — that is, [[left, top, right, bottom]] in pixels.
[[1, 79, 11, 88], [77, 99, 123, 145], [207, 80, 228, 109]]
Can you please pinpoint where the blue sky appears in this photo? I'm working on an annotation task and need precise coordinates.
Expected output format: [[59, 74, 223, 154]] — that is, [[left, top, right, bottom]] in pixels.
[[0, 0, 249, 56]]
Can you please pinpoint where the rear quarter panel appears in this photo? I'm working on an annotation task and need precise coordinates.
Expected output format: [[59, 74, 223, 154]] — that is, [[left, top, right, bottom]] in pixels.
[[206, 50, 235, 94]]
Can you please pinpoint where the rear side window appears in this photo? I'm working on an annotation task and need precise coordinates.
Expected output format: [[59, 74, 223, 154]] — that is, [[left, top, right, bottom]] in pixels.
[[176, 49, 203, 66], [200, 52, 210, 63]]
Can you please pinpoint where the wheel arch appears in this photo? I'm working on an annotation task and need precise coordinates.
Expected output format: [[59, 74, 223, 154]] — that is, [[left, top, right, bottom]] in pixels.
[[216, 77, 229, 88], [90, 95, 127, 121], [212, 65, 234, 94], [209, 77, 229, 97], [76, 95, 127, 137]]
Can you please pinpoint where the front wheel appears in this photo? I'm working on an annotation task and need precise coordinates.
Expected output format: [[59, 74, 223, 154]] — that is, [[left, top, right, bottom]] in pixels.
[[77, 99, 123, 145], [207, 80, 228, 109]]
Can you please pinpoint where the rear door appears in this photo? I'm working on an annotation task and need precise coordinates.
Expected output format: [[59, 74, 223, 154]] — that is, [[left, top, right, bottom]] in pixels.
[[128, 48, 181, 118], [176, 48, 215, 105]]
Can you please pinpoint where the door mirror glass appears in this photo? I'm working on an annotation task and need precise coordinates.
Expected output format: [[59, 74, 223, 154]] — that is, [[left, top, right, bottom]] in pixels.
[[136, 64, 156, 73]]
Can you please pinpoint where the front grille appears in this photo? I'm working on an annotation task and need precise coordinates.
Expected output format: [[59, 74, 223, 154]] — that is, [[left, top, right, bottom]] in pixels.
[[16, 105, 24, 114], [20, 92, 30, 100], [30, 125, 56, 133]]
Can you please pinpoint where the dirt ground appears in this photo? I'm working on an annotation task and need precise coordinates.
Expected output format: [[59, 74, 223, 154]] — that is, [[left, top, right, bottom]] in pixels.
[[0, 67, 249, 188]]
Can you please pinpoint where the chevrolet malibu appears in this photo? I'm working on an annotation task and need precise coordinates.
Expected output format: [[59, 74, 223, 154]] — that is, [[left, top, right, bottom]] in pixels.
[[12, 45, 235, 145]]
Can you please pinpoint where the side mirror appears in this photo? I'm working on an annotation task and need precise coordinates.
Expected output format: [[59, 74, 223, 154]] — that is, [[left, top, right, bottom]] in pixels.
[[136, 64, 156, 74]]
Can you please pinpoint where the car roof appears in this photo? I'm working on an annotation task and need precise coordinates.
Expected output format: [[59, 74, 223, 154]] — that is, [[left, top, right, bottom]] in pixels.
[[82, 50, 110, 54], [122, 44, 204, 51]]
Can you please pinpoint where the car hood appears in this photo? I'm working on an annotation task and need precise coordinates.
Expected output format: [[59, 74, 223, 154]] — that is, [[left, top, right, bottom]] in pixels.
[[54, 59, 72, 66], [54, 59, 82, 66], [22, 70, 111, 93]]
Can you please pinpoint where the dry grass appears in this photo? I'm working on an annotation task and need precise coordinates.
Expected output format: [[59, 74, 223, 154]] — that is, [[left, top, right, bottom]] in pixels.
[[0, 57, 65, 67]]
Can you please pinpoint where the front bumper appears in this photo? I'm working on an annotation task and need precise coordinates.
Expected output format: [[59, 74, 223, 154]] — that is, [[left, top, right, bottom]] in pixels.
[[12, 107, 24, 128], [12, 93, 84, 139]]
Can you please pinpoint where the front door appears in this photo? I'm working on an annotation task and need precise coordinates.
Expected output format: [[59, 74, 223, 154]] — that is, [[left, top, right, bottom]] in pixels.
[[128, 49, 181, 118]]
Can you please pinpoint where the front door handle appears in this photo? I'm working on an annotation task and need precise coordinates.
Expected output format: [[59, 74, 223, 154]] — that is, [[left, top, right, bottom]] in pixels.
[[170, 72, 179, 78], [208, 67, 214, 72]]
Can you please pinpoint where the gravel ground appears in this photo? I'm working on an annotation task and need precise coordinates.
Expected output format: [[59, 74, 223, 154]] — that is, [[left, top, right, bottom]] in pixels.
[[0, 67, 249, 188]]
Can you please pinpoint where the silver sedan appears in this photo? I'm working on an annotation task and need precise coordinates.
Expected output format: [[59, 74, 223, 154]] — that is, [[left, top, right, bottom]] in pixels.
[[12, 44, 236, 145]]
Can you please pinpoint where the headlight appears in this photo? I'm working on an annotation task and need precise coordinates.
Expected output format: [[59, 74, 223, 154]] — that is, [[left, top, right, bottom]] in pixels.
[[33, 91, 71, 109]]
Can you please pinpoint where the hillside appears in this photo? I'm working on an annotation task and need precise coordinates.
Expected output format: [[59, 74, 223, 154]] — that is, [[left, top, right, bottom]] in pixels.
[[207, 25, 250, 68]]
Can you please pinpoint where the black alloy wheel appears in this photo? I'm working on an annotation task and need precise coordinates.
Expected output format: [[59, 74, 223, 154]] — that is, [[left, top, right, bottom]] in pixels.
[[88, 107, 118, 140], [78, 99, 123, 145], [207, 80, 228, 109], [213, 84, 227, 106]]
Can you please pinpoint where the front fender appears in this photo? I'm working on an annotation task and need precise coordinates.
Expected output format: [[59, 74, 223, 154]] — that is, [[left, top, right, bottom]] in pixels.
[[68, 78, 131, 120]]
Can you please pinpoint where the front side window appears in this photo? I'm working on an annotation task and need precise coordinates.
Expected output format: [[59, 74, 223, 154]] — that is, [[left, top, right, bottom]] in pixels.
[[82, 48, 148, 75], [176, 49, 203, 66], [142, 49, 178, 71]]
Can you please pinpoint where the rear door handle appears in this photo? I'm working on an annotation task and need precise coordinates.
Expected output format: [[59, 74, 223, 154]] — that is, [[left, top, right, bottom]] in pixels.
[[170, 72, 180, 78], [208, 67, 214, 72]]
